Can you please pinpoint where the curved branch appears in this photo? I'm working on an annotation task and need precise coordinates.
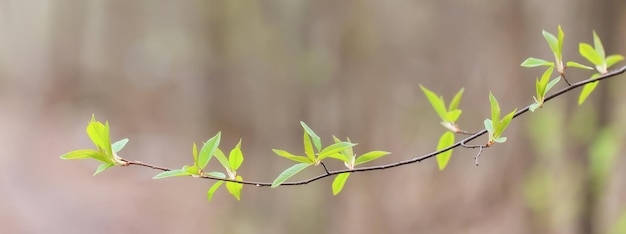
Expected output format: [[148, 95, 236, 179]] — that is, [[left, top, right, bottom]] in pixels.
[[124, 65, 626, 187]]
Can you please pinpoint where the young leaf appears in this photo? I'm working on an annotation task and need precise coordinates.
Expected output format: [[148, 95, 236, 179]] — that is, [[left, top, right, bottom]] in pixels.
[[226, 176, 243, 200], [496, 108, 517, 137], [60, 149, 102, 160], [303, 131, 315, 160], [606, 55, 624, 68], [153, 169, 192, 179], [542, 30, 559, 57], [354, 151, 391, 165], [272, 149, 314, 163], [183, 165, 200, 175], [318, 142, 356, 161], [229, 139, 243, 171], [205, 171, 226, 178], [198, 132, 221, 169], [545, 77, 561, 95], [192, 143, 198, 164], [207, 181, 225, 202], [213, 148, 230, 171], [529, 103, 541, 112], [566, 61, 593, 70], [300, 121, 321, 151], [484, 119, 493, 134], [448, 88, 465, 111], [419, 85, 448, 121], [521, 57, 553, 67], [494, 137, 507, 143], [86, 115, 112, 156], [332, 173, 350, 195], [556, 25, 564, 58], [111, 138, 129, 153], [445, 110, 462, 123], [271, 163, 311, 188], [579, 80, 599, 105], [93, 163, 114, 176], [436, 132, 455, 170], [592, 31, 605, 59], [489, 92, 501, 125], [579, 43, 603, 66]]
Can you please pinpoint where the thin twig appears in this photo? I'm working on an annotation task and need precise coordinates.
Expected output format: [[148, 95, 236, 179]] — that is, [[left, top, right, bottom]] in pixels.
[[320, 161, 330, 175], [122, 65, 626, 187]]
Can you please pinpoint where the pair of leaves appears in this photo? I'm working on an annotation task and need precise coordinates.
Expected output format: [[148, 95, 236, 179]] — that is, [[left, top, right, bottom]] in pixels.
[[419, 85, 464, 132], [484, 93, 516, 146], [528, 67, 561, 112], [327, 136, 390, 194], [60, 114, 128, 175], [207, 142, 245, 201], [578, 31, 624, 105]]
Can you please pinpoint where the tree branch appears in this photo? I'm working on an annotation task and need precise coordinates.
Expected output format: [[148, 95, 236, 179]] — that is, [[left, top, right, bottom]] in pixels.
[[122, 65, 626, 187]]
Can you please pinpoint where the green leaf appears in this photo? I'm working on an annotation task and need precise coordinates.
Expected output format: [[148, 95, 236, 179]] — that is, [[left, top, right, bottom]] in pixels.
[[606, 55, 624, 68], [300, 121, 321, 152], [229, 139, 244, 171], [183, 165, 200, 175], [579, 43, 603, 66], [111, 138, 129, 153], [332, 173, 350, 195], [445, 110, 462, 123], [579, 80, 599, 105], [354, 151, 391, 165], [198, 132, 221, 169], [448, 88, 465, 111], [60, 149, 102, 160], [419, 84, 448, 121], [303, 131, 315, 160], [93, 162, 115, 176], [557, 25, 564, 59], [213, 148, 230, 171], [545, 77, 561, 95], [520, 57, 553, 67], [542, 30, 559, 57], [592, 31, 605, 60], [192, 143, 198, 164], [332, 135, 353, 163], [496, 108, 517, 137], [207, 181, 224, 202], [494, 137, 507, 143], [152, 169, 192, 179], [86, 115, 112, 156], [436, 132, 455, 170], [205, 171, 226, 178], [489, 92, 500, 126], [566, 61, 594, 70], [484, 119, 493, 134], [271, 163, 311, 188], [226, 176, 243, 200], [529, 103, 541, 112], [318, 142, 357, 161], [272, 149, 313, 163]]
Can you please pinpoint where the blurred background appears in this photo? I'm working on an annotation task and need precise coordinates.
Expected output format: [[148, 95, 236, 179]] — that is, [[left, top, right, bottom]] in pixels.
[[1, 0, 626, 233]]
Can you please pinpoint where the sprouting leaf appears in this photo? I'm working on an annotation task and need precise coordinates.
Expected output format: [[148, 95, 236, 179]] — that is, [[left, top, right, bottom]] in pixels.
[[556, 25, 564, 58], [331, 135, 352, 163], [192, 143, 198, 164], [489, 92, 500, 125], [592, 31, 605, 59], [226, 176, 243, 200], [207, 181, 225, 202], [60, 149, 102, 160], [566, 61, 593, 70], [449, 88, 465, 111], [205, 171, 226, 178], [229, 139, 243, 171], [521, 57, 553, 67], [93, 163, 115, 176], [484, 119, 493, 134], [272, 149, 313, 163], [318, 142, 356, 161], [419, 85, 448, 121], [198, 132, 221, 169], [445, 110, 462, 123], [542, 30, 559, 57], [606, 55, 624, 68], [545, 77, 561, 94], [271, 163, 311, 188], [436, 132, 455, 170], [183, 165, 200, 175], [332, 173, 350, 195], [111, 138, 129, 153], [213, 148, 230, 171], [529, 103, 541, 112], [579, 80, 599, 105], [494, 137, 507, 143], [354, 151, 391, 165], [153, 169, 192, 179], [496, 109, 517, 137], [300, 121, 321, 152], [303, 131, 315, 160], [86, 115, 112, 156], [579, 43, 603, 66]]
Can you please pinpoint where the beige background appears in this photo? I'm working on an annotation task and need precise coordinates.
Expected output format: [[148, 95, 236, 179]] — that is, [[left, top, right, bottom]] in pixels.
[[1, 1, 626, 233]]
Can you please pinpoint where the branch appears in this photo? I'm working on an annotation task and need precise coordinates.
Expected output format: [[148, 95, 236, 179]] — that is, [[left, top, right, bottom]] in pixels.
[[122, 65, 626, 187]]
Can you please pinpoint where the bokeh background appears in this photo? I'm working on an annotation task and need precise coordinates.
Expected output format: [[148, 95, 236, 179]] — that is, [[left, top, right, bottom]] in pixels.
[[2, 1, 626, 233]]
